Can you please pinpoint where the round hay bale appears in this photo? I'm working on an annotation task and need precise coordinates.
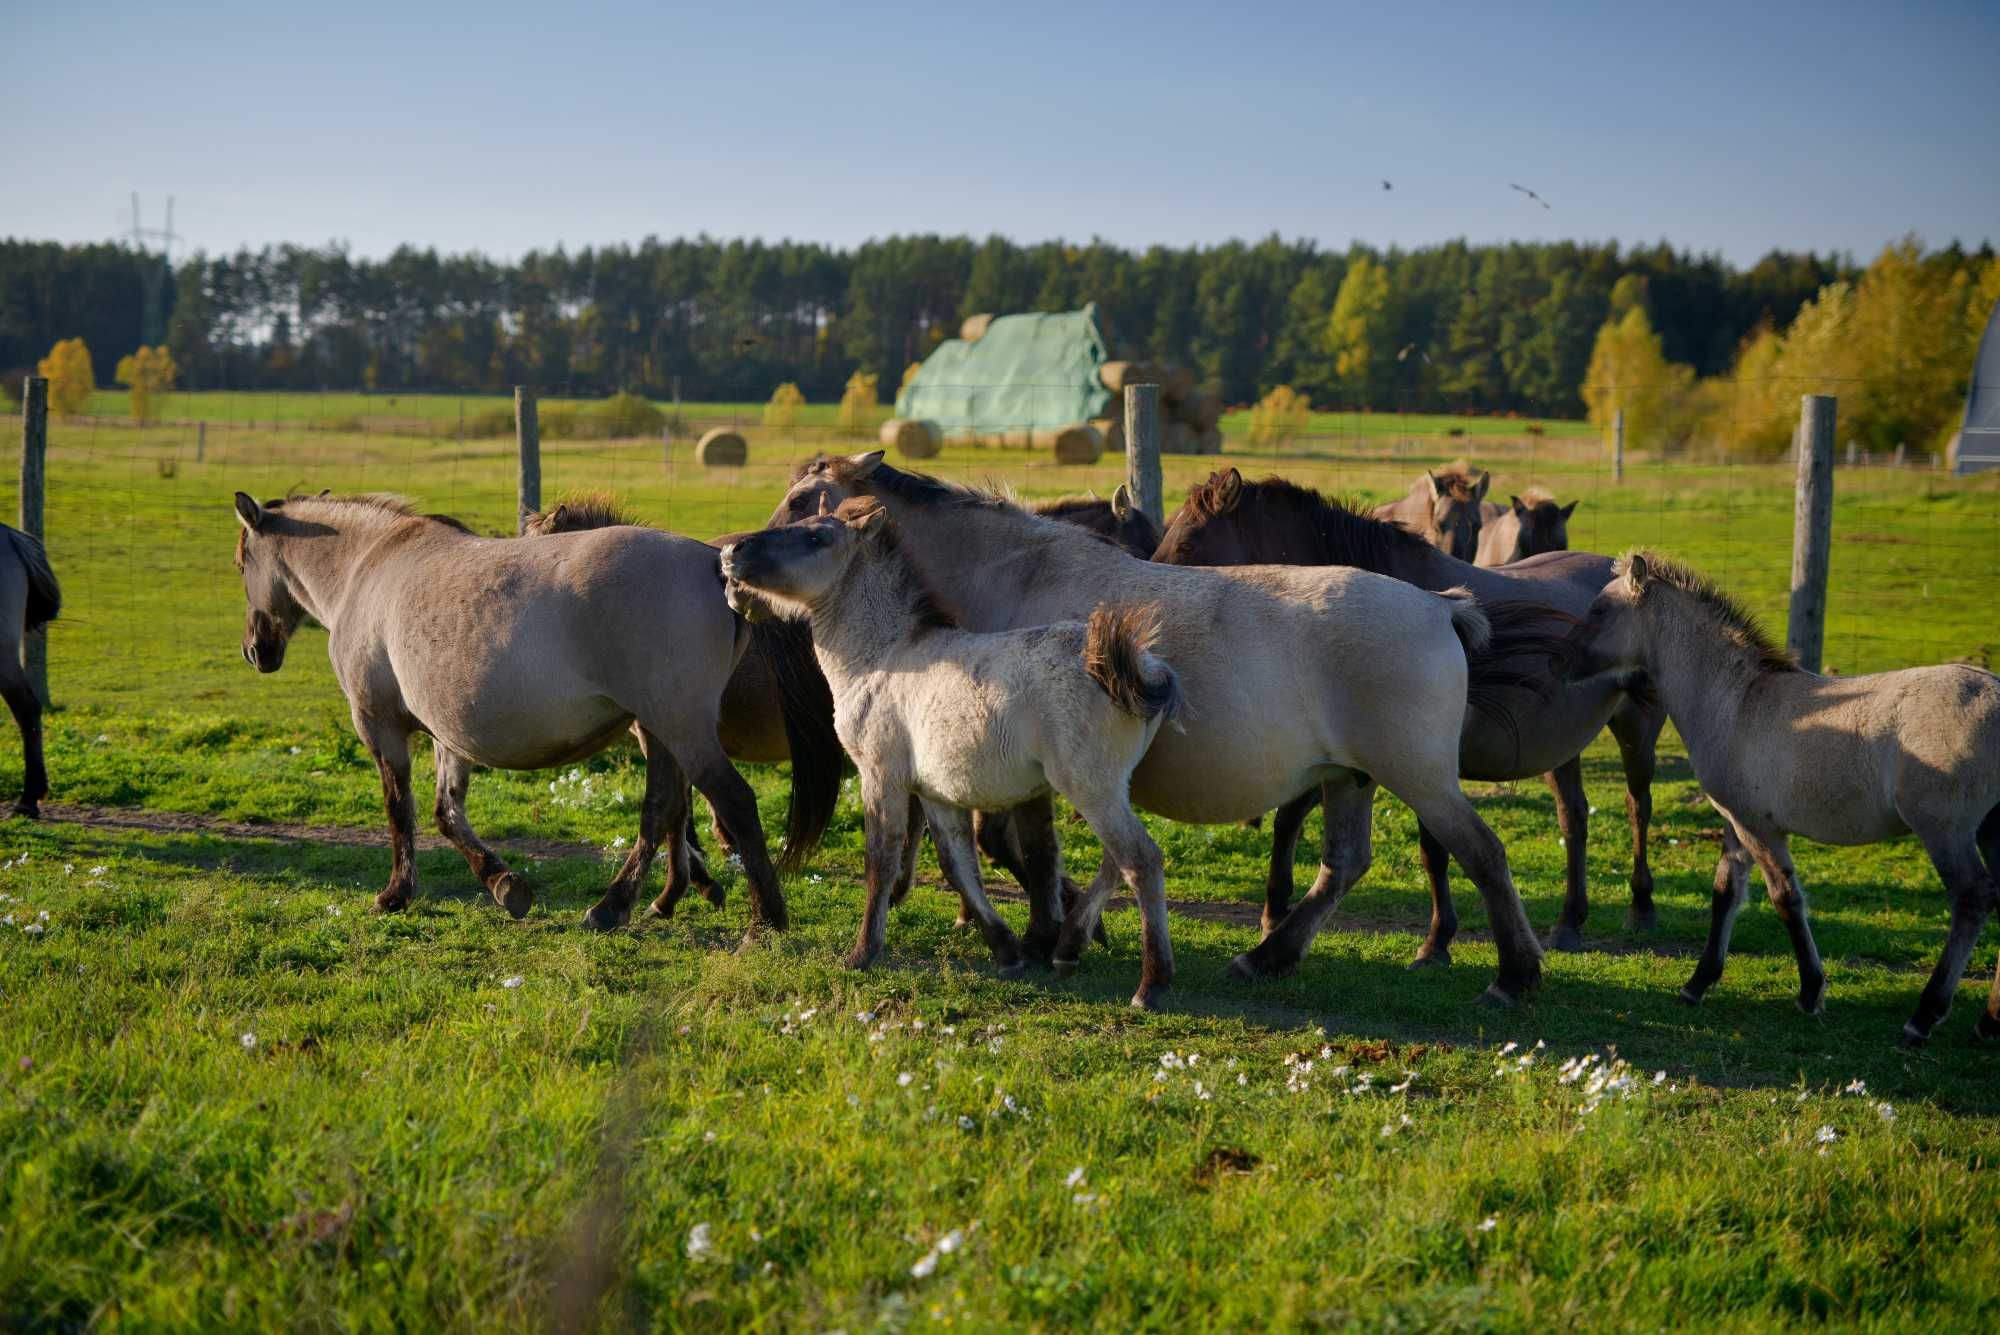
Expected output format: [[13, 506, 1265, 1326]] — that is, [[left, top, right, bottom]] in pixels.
[[879, 417, 941, 459], [960, 313, 995, 342], [1097, 360, 1157, 394], [1161, 421, 1198, 455], [1160, 363, 1197, 401], [1178, 392, 1223, 432], [1195, 425, 1224, 455], [1048, 423, 1104, 466], [1089, 416, 1124, 452], [695, 427, 748, 467]]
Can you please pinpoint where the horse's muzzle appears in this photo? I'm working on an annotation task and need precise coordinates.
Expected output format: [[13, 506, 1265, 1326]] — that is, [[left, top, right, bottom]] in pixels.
[[243, 639, 286, 673]]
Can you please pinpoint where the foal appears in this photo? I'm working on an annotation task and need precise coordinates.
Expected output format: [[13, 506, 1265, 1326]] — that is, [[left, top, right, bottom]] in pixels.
[[722, 497, 1185, 1007], [1374, 462, 1489, 562], [1476, 488, 1577, 567], [1573, 553, 2000, 1045]]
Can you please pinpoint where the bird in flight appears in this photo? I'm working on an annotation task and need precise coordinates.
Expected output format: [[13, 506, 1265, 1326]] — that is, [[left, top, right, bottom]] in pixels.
[[1381, 179, 1393, 191], [1509, 182, 1551, 209]]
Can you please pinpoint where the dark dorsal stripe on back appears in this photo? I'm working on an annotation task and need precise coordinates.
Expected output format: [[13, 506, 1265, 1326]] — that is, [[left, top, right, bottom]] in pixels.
[[270, 491, 474, 534], [1631, 551, 1799, 674]]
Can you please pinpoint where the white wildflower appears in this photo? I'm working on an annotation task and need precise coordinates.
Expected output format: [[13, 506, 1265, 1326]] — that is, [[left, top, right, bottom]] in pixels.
[[88, 865, 108, 877], [1876, 1102, 1896, 1123], [1814, 1125, 1838, 1146], [910, 1250, 939, 1279], [936, 1229, 964, 1255], [685, 1222, 714, 1262], [1478, 1216, 1498, 1232], [957, 1115, 975, 1131], [240, 1032, 257, 1049], [702, 1130, 717, 1143], [22, 922, 45, 936], [1065, 1166, 1086, 1188], [501, 976, 524, 989], [1842, 1079, 1867, 1096], [898, 1071, 915, 1088]]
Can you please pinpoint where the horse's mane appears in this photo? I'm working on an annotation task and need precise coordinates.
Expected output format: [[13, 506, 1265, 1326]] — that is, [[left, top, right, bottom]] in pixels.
[[271, 491, 473, 533], [1028, 494, 1161, 558], [1517, 485, 1557, 509], [521, 490, 640, 534], [1623, 551, 1798, 674], [794, 454, 1007, 514], [1187, 473, 1439, 573], [1028, 494, 1111, 523], [1432, 459, 1486, 500]]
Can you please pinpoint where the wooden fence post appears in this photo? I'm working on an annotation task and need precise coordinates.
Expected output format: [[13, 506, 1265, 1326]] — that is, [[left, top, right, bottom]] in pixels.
[[1611, 408, 1624, 483], [1124, 383, 1163, 529], [514, 385, 540, 534], [1787, 394, 1836, 672], [19, 377, 49, 706]]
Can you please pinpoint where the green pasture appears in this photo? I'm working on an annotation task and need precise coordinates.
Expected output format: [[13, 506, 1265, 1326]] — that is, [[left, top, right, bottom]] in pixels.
[[1, 411, 1997, 1327]]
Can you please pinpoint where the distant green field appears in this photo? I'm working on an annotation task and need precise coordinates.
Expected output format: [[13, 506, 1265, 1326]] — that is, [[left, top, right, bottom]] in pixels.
[[2, 412, 1997, 1327], [77, 388, 1598, 444]]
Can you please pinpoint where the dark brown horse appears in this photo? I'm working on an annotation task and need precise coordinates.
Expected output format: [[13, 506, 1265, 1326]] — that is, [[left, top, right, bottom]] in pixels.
[[1156, 469, 1668, 956], [1374, 462, 1489, 562], [1, 525, 59, 817], [1027, 485, 1161, 560], [1477, 487, 1578, 566]]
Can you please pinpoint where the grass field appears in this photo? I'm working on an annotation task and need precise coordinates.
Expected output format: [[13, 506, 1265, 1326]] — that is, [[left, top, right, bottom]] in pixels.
[[2, 406, 1998, 1327]]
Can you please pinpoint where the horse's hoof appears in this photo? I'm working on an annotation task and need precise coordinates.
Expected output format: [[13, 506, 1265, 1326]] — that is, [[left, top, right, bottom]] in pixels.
[[373, 889, 411, 914], [1544, 924, 1585, 953], [9, 801, 39, 820], [1091, 917, 1110, 949], [1676, 986, 1704, 1007], [1624, 906, 1659, 933], [489, 873, 532, 919], [700, 882, 726, 908], [1228, 951, 1292, 982], [582, 904, 630, 932], [1975, 1013, 2000, 1044], [1475, 985, 1517, 1009], [843, 947, 879, 971], [1130, 986, 1166, 1011], [1407, 949, 1452, 971], [994, 959, 1027, 981], [1797, 991, 1826, 1017], [951, 916, 978, 933], [1050, 956, 1081, 978], [647, 894, 676, 920], [1018, 931, 1058, 967]]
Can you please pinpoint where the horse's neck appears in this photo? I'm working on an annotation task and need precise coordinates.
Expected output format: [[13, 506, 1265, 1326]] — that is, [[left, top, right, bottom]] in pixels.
[[877, 497, 1090, 628], [1643, 612, 1761, 774], [806, 557, 925, 685], [275, 509, 417, 628]]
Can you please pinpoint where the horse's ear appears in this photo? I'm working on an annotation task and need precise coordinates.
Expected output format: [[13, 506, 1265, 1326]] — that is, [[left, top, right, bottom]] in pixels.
[[1111, 482, 1133, 521], [1426, 470, 1444, 500], [848, 449, 885, 478], [1628, 553, 1651, 589], [1473, 471, 1492, 501], [552, 503, 570, 526], [318, 488, 332, 498], [1509, 495, 1527, 517], [845, 500, 889, 537], [816, 492, 833, 517], [1215, 468, 1243, 512], [1560, 500, 1579, 520], [234, 492, 264, 532]]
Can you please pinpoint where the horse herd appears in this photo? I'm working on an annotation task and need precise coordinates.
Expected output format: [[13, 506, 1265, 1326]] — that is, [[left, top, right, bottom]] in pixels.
[[3, 448, 1995, 1047]]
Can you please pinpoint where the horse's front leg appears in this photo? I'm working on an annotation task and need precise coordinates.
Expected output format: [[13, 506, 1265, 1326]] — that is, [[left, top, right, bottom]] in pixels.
[[846, 778, 909, 970], [1006, 793, 1071, 965], [1734, 821, 1826, 1015], [1542, 755, 1592, 952], [1231, 777, 1375, 982], [1681, 815, 1751, 1004], [1607, 696, 1666, 931], [923, 801, 1023, 977], [676, 732, 788, 935], [432, 744, 532, 918], [356, 717, 419, 913], [1263, 787, 1320, 938], [890, 794, 925, 908], [588, 729, 689, 931], [1410, 821, 1457, 969]]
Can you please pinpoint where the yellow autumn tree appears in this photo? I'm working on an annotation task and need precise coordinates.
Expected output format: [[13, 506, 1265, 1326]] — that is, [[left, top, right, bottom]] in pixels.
[[762, 382, 806, 429], [1324, 256, 1391, 402], [1581, 304, 1695, 451], [115, 345, 180, 423], [900, 361, 923, 394], [836, 371, 879, 436], [1247, 384, 1312, 446], [36, 338, 96, 417]]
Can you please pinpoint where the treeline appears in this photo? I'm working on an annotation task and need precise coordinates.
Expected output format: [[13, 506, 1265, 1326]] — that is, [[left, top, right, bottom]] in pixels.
[[1, 232, 1990, 419]]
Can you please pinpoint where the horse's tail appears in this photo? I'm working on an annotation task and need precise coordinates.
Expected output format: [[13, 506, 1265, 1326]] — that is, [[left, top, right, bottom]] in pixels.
[[1435, 585, 1489, 654], [4, 526, 61, 632], [755, 615, 844, 871], [1085, 603, 1183, 726], [1455, 595, 1581, 753]]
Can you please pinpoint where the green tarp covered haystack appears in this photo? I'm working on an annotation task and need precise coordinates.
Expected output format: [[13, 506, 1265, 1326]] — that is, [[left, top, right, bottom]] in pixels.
[[896, 304, 1111, 433]]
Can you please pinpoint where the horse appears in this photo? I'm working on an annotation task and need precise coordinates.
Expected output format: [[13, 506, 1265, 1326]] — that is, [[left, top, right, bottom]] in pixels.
[[1571, 552, 2000, 1046], [0, 525, 60, 817], [1027, 484, 1161, 560], [770, 451, 1559, 1007], [1476, 487, 1578, 566], [231, 490, 789, 933], [522, 492, 843, 913], [722, 496, 1185, 1005], [1153, 469, 1668, 957], [1373, 461, 1489, 562]]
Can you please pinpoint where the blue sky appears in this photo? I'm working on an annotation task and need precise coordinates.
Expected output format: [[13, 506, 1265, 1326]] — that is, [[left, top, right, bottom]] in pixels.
[[5, 0, 1994, 266]]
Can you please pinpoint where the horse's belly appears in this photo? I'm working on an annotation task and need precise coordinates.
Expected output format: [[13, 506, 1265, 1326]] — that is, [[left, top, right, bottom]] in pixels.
[[428, 698, 634, 772], [1129, 723, 1329, 823], [912, 742, 1046, 812]]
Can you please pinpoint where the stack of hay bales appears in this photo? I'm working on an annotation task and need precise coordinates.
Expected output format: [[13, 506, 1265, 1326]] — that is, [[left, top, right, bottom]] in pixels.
[[1093, 359, 1224, 455]]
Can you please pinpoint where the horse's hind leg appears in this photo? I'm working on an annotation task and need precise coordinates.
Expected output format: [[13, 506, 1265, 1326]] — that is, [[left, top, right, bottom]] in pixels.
[[1, 671, 47, 818], [1681, 816, 1752, 1004], [922, 801, 1023, 977], [1608, 699, 1665, 931], [586, 730, 689, 931], [1412, 821, 1458, 969], [1981, 808, 2000, 1041], [1230, 776, 1376, 983], [1903, 830, 1998, 1046], [975, 807, 1104, 948], [1005, 793, 1071, 965], [355, 716, 420, 913], [1401, 783, 1542, 1005], [1542, 756, 1592, 952], [846, 777, 909, 969], [1264, 787, 1320, 938], [432, 745, 531, 918], [891, 794, 925, 909], [672, 800, 724, 909], [1073, 800, 1171, 1010], [678, 733, 789, 933]]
